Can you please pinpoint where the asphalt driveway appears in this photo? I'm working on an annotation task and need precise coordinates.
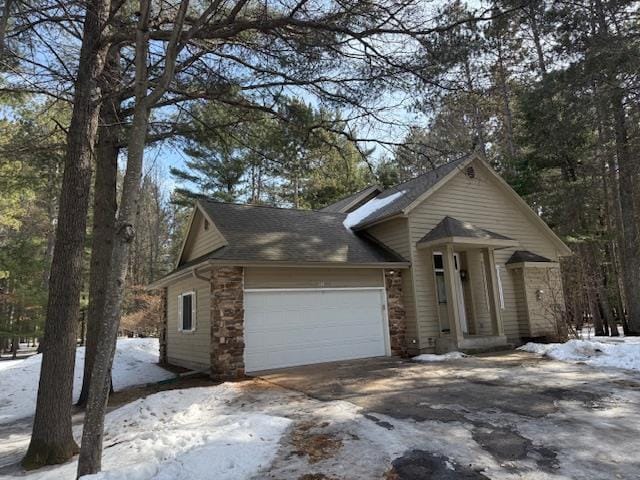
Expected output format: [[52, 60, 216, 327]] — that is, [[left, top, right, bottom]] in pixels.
[[259, 351, 640, 479]]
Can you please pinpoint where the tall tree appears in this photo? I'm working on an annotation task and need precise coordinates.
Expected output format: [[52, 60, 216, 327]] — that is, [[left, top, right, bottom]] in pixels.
[[21, 0, 113, 468], [77, 0, 190, 473]]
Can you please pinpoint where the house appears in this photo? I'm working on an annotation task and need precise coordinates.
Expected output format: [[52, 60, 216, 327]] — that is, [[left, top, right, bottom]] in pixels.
[[148, 155, 571, 378]]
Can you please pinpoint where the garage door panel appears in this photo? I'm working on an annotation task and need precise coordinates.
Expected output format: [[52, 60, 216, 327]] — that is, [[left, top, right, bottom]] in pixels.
[[245, 337, 384, 371], [244, 289, 388, 372]]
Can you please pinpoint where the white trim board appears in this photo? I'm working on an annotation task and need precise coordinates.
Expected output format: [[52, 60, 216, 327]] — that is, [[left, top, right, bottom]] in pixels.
[[244, 287, 386, 293]]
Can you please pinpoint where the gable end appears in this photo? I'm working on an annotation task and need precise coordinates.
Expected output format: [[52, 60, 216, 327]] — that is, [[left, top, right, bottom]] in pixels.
[[176, 203, 227, 267]]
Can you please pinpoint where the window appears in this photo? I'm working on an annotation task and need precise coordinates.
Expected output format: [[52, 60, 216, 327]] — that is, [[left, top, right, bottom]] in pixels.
[[433, 252, 447, 304], [203, 219, 210, 230], [178, 291, 196, 332], [496, 265, 505, 310]]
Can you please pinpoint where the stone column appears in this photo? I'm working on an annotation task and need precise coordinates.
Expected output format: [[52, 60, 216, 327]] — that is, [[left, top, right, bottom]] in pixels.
[[159, 287, 168, 366], [384, 269, 408, 357], [210, 266, 245, 379]]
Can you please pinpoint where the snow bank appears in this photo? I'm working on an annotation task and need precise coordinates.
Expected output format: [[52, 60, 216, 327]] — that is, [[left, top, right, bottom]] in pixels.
[[0, 338, 173, 424], [413, 351, 468, 363], [24, 384, 291, 480], [519, 338, 640, 372], [343, 190, 405, 228]]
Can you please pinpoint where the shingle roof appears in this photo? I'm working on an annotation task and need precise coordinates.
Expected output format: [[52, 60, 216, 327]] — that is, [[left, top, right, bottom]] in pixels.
[[506, 250, 553, 264], [350, 156, 470, 229], [320, 185, 382, 213], [196, 200, 407, 265], [417, 216, 513, 245]]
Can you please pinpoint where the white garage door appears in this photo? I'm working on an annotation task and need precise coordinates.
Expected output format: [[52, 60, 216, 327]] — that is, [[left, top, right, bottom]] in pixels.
[[244, 288, 389, 372]]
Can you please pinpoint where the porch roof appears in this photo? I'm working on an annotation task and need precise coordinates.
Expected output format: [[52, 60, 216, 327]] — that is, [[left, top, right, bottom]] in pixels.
[[506, 250, 552, 264], [416, 216, 517, 249]]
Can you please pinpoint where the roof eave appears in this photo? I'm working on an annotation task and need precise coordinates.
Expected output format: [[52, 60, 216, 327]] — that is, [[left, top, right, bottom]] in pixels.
[[351, 212, 406, 231], [340, 185, 383, 213], [207, 259, 411, 269], [506, 261, 560, 270], [146, 260, 213, 290], [416, 237, 518, 250], [146, 258, 411, 289]]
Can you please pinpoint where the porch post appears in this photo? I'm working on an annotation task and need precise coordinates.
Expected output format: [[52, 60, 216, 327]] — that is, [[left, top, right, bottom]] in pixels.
[[485, 248, 505, 336], [443, 244, 464, 346]]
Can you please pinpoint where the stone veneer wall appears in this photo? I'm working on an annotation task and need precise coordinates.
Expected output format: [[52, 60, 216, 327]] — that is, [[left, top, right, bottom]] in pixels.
[[159, 287, 168, 366], [385, 269, 408, 357], [210, 266, 245, 379]]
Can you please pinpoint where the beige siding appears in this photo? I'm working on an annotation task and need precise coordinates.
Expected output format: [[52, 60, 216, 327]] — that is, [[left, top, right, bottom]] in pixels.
[[366, 218, 419, 352], [523, 266, 564, 337], [181, 209, 226, 263], [408, 159, 564, 346], [244, 267, 384, 289], [510, 267, 530, 339], [367, 218, 411, 258], [166, 276, 211, 369]]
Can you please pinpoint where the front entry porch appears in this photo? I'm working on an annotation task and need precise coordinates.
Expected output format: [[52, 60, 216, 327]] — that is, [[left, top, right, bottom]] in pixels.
[[417, 217, 516, 353]]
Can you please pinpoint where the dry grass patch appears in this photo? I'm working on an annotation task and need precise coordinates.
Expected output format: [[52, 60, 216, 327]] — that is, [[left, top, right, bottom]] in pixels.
[[292, 421, 343, 464]]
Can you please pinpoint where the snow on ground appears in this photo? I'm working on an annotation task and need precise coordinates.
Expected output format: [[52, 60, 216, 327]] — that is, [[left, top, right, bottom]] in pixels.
[[519, 337, 640, 372], [0, 338, 173, 424], [413, 351, 468, 362], [21, 384, 291, 480], [3, 355, 640, 480], [343, 190, 405, 228]]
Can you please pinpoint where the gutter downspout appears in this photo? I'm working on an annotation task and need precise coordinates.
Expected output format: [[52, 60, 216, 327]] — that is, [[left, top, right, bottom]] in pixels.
[[192, 264, 212, 283]]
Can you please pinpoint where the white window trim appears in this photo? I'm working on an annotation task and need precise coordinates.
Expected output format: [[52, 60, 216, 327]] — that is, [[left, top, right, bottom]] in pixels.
[[178, 291, 196, 333], [496, 265, 505, 310], [433, 251, 444, 273]]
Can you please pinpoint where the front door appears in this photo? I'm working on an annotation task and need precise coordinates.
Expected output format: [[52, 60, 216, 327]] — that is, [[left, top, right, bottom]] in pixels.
[[453, 253, 469, 334]]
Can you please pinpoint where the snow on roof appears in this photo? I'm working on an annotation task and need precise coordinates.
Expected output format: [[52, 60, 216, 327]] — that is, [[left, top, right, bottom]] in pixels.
[[343, 190, 406, 229]]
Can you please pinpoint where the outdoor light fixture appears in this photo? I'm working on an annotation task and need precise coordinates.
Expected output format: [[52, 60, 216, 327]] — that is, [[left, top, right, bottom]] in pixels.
[[536, 289, 544, 301]]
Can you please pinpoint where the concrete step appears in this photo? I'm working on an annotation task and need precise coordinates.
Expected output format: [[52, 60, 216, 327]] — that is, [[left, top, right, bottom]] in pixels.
[[459, 343, 515, 355], [435, 335, 511, 354]]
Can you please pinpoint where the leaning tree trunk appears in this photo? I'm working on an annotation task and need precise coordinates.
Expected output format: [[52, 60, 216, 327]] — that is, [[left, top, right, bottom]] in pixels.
[[77, 46, 121, 408], [77, 0, 189, 475], [76, 74, 153, 480], [22, 0, 112, 470]]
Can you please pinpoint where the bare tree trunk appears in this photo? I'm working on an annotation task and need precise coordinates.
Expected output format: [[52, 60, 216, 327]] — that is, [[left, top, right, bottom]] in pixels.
[[463, 59, 487, 159], [77, 1, 189, 475], [527, 3, 547, 75], [611, 89, 640, 334], [22, 0, 112, 470], [592, 0, 638, 335], [495, 42, 516, 161], [0, 0, 13, 55], [42, 163, 58, 290], [77, 48, 121, 408], [11, 335, 18, 359], [596, 108, 619, 336]]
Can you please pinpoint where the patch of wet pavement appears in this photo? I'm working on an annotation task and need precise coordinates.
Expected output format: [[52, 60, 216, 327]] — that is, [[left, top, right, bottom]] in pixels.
[[362, 413, 395, 430], [390, 450, 489, 480], [471, 424, 559, 471]]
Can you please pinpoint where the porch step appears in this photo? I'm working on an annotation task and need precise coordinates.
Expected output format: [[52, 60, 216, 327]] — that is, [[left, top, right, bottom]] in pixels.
[[459, 343, 515, 355], [436, 335, 512, 355], [460, 335, 509, 349]]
